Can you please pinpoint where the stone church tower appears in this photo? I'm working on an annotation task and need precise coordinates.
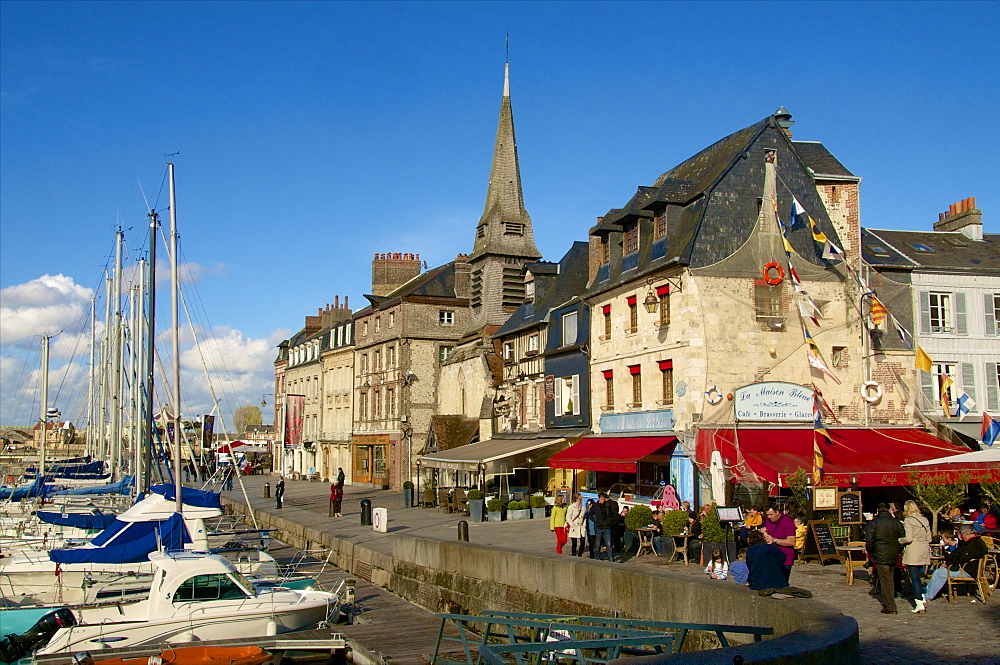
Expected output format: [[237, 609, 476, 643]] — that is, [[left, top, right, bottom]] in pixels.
[[468, 62, 541, 332]]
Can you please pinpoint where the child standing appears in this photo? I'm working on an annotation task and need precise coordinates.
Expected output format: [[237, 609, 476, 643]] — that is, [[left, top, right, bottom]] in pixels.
[[793, 515, 808, 563]]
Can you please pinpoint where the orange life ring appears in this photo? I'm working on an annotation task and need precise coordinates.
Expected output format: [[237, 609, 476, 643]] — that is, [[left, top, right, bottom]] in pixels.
[[4, 476, 13, 485], [762, 262, 784, 285]]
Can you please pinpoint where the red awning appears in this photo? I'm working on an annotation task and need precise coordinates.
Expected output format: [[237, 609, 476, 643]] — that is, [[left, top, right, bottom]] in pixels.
[[548, 436, 677, 473], [695, 427, 973, 491]]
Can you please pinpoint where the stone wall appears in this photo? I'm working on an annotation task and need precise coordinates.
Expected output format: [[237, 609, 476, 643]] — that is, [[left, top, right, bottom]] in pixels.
[[226, 498, 858, 664]]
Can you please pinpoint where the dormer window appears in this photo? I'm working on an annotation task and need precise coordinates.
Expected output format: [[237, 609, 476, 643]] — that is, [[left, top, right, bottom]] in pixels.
[[525, 278, 535, 301], [503, 222, 524, 236], [911, 243, 934, 253], [600, 235, 611, 264], [623, 222, 639, 255], [867, 245, 890, 257], [477, 225, 486, 238], [653, 209, 667, 239]]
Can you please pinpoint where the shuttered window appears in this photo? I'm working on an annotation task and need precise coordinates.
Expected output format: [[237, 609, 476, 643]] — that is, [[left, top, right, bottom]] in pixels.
[[961, 363, 977, 410], [955, 292, 967, 335], [986, 363, 1000, 411], [985, 294, 999, 337]]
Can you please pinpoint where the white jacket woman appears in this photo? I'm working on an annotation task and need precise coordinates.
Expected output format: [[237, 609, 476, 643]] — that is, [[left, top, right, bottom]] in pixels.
[[565, 496, 587, 556], [899, 507, 931, 566]]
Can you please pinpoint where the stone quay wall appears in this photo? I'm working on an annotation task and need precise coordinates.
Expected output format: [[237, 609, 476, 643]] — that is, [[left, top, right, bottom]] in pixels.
[[224, 497, 859, 664]]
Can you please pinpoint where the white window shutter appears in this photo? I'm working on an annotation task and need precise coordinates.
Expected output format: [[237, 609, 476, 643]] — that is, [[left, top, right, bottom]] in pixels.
[[955, 292, 968, 335], [920, 370, 935, 410], [986, 363, 999, 412], [985, 293, 997, 337], [572, 375, 581, 415], [961, 363, 977, 407], [919, 292, 931, 334], [554, 378, 562, 416]]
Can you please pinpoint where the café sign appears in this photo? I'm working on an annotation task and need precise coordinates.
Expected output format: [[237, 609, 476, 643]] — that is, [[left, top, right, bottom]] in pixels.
[[735, 382, 814, 422]]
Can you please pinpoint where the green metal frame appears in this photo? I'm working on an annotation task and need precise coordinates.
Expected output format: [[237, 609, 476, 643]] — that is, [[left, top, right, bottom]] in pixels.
[[430, 611, 773, 665]]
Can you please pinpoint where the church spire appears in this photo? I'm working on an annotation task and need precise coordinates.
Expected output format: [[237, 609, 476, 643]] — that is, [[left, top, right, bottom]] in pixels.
[[470, 62, 539, 262], [467, 60, 541, 330]]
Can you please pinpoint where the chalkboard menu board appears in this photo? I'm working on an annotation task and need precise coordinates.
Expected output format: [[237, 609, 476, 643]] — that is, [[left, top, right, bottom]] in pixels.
[[808, 520, 842, 565], [839, 491, 862, 526]]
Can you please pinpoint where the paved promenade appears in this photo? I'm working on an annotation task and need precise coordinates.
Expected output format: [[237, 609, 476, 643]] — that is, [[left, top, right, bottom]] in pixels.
[[222, 475, 999, 664]]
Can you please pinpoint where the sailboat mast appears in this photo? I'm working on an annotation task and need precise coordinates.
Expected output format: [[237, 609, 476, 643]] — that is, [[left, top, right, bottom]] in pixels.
[[86, 296, 96, 457], [167, 163, 182, 513], [39, 333, 50, 482], [144, 211, 158, 494], [110, 229, 124, 481]]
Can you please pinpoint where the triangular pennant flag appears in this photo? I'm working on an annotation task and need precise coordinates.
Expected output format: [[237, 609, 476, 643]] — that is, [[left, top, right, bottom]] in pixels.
[[799, 300, 819, 327], [813, 398, 834, 447], [790, 197, 807, 229], [982, 413, 1000, 447], [813, 440, 824, 485], [808, 351, 842, 384], [822, 239, 845, 260], [803, 328, 821, 355], [939, 373, 954, 418], [915, 346, 933, 373], [894, 318, 913, 349], [808, 216, 828, 244]]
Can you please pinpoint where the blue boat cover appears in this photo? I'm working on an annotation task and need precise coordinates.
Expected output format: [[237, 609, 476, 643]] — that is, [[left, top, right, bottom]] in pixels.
[[49, 512, 190, 564], [25, 460, 105, 475], [0, 477, 47, 500], [149, 484, 222, 511], [36, 510, 118, 530], [51, 475, 134, 496]]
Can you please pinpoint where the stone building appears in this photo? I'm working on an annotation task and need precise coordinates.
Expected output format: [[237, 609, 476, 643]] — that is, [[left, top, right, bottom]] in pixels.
[[273, 298, 352, 478], [863, 197, 1000, 447], [351, 254, 470, 489], [320, 315, 355, 482], [568, 109, 944, 505]]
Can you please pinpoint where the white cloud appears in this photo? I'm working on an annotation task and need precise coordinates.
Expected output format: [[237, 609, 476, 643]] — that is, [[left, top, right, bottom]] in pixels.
[[0, 274, 94, 346]]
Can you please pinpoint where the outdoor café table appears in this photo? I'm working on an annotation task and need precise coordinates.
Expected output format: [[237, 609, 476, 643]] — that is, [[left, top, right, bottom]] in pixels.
[[636, 527, 658, 557], [836, 544, 866, 586], [669, 533, 694, 565]]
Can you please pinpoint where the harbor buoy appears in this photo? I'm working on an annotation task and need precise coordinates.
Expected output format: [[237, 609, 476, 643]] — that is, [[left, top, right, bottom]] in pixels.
[[861, 381, 883, 404], [762, 262, 784, 285]]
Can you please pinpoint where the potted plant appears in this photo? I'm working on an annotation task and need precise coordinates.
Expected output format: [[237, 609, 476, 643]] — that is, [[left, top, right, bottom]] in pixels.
[[529, 495, 547, 519], [508, 500, 531, 520], [402, 480, 414, 508], [487, 498, 504, 522], [468, 489, 485, 522], [623, 504, 654, 554], [661, 509, 689, 535]]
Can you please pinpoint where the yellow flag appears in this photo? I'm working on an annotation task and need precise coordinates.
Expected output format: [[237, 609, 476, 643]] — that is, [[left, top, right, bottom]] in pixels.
[[940, 374, 954, 418], [915, 346, 933, 373]]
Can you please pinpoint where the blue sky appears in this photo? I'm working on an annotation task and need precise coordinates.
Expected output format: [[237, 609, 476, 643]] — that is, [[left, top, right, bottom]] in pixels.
[[2, 1, 997, 428]]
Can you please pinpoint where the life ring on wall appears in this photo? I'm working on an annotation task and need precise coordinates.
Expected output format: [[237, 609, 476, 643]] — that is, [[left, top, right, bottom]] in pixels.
[[705, 386, 723, 405], [762, 262, 784, 285], [4, 476, 13, 485], [861, 381, 883, 404]]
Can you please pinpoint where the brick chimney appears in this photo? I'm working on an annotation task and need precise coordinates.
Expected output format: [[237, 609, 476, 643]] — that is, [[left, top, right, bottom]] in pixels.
[[934, 197, 983, 240], [320, 295, 353, 328], [454, 253, 471, 298], [372, 252, 422, 297]]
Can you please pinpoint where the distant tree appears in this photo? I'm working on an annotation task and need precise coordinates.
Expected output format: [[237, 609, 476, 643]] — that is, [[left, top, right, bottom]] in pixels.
[[785, 468, 810, 516], [232, 405, 263, 435], [907, 471, 970, 533], [978, 469, 1000, 506]]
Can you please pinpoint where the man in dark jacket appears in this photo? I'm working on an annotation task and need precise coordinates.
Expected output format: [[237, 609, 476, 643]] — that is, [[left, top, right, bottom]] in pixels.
[[746, 531, 787, 590], [594, 494, 617, 562], [922, 524, 989, 604], [866, 502, 905, 614]]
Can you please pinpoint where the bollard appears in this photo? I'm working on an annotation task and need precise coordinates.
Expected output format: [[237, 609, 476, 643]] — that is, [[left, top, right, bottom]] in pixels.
[[458, 520, 469, 542], [263, 482, 271, 498], [360, 499, 372, 526]]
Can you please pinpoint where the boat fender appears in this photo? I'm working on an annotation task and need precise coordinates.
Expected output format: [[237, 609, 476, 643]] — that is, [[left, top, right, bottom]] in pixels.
[[861, 381, 883, 404], [762, 262, 784, 285], [265, 619, 278, 636]]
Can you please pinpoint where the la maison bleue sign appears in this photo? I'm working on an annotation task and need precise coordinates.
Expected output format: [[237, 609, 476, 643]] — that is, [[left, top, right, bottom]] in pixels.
[[735, 382, 814, 422]]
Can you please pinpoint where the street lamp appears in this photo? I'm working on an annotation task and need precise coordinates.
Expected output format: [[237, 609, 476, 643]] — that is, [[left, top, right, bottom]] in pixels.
[[526, 457, 533, 494]]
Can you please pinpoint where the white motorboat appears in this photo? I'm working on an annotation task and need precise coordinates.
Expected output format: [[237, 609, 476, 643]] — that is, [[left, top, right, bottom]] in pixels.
[[37, 550, 341, 654]]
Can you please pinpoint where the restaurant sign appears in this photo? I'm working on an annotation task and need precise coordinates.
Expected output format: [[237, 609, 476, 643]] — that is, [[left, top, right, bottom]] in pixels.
[[735, 382, 813, 422]]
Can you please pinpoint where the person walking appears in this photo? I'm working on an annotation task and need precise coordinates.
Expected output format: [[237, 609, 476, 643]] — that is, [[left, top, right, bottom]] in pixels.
[[330, 481, 344, 517], [585, 499, 598, 558], [337, 467, 346, 487], [898, 499, 932, 613], [866, 502, 905, 614], [550, 495, 569, 554], [594, 493, 616, 562], [566, 494, 586, 556], [275, 475, 285, 509]]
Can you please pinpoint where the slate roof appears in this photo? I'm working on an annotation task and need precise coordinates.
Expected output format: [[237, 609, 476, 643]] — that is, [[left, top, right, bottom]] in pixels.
[[495, 241, 590, 337], [791, 141, 857, 178], [430, 415, 480, 451], [863, 229, 1000, 272], [586, 113, 847, 297]]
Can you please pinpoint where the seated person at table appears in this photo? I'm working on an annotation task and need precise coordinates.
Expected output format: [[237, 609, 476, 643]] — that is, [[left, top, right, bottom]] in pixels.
[[793, 515, 808, 561], [738, 506, 762, 546], [922, 524, 988, 605], [746, 531, 788, 590], [971, 502, 999, 533], [939, 530, 959, 554], [730, 549, 749, 585]]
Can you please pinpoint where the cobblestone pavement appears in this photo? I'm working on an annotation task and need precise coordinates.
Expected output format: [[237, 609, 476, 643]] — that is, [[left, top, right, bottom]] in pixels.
[[222, 475, 1000, 664]]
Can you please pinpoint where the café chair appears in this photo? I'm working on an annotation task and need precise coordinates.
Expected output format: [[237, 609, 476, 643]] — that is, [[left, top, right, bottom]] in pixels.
[[946, 557, 990, 603], [452, 488, 468, 515], [843, 541, 869, 586], [437, 488, 452, 513], [980, 536, 998, 592]]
